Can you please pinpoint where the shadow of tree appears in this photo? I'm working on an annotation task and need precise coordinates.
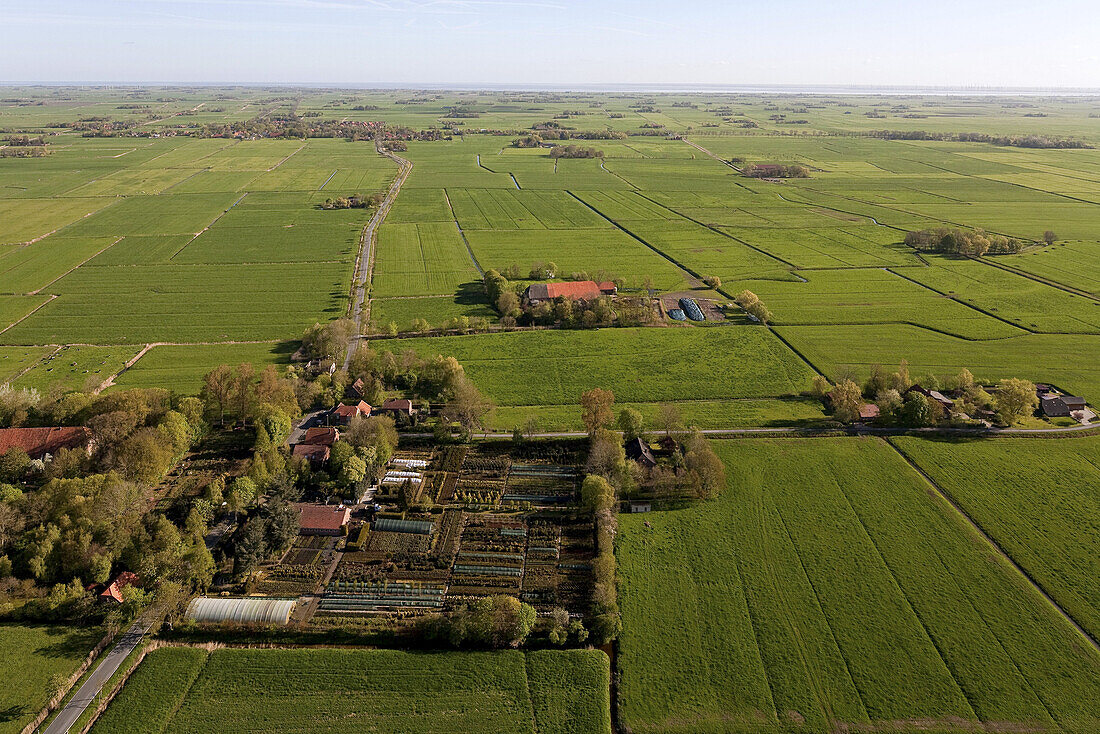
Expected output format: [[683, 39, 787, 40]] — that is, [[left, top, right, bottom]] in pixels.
[[0, 704, 27, 723]]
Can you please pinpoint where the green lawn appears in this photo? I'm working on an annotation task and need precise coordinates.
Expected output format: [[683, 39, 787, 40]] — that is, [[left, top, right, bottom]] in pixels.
[[0, 623, 103, 734]]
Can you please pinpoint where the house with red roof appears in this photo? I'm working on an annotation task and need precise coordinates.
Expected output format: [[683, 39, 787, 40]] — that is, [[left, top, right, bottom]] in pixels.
[[299, 426, 339, 447], [330, 401, 371, 426], [523, 280, 616, 305], [100, 571, 139, 604], [292, 443, 331, 467], [376, 398, 416, 419], [0, 426, 91, 460], [295, 504, 351, 536]]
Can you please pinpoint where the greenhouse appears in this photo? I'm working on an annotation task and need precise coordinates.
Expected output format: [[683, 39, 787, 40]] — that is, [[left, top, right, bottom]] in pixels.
[[185, 597, 297, 625]]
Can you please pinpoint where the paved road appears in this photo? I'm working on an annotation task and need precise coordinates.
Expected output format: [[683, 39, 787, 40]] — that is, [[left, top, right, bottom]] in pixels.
[[407, 420, 1098, 441], [343, 145, 413, 371], [43, 617, 153, 734]]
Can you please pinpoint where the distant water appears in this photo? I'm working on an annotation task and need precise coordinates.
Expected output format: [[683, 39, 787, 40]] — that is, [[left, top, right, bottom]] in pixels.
[[10, 81, 1100, 96]]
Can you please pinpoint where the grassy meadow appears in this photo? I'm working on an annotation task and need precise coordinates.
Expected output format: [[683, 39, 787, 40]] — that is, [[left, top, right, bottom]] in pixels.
[[90, 647, 611, 734], [616, 438, 1100, 733], [0, 623, 103, 734]]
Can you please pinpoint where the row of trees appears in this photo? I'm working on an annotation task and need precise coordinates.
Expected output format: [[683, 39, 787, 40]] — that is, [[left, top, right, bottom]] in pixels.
[[742, 163, 810, 178], [549, 145, 603, 159], [864, 130, 1091, 149], [903, 227, 1035, 256], [319, 193, 382, 210]]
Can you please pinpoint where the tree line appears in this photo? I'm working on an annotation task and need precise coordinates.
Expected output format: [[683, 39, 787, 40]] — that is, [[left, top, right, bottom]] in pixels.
[[863, 130, 1091, 149], [903, 226, 1047, 256]]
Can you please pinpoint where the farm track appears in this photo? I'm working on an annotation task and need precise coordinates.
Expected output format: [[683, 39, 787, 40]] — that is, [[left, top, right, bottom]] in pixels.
[[343, 144, 412, 370], [444, 188, 485, 277], [168, 193, 248, 261], [28, 236, 124, 295], [886, 438, 1100, 657]]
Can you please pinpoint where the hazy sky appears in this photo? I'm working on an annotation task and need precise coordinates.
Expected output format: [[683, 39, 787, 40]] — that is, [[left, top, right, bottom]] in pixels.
[[3, 0, 1098, 87]]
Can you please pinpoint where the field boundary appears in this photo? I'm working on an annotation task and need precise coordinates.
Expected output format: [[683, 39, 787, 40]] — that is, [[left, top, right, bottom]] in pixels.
[[886, 438, 1100, 657]]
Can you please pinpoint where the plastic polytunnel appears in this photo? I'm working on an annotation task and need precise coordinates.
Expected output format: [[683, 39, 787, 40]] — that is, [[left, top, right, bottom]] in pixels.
[[185, 597, 297, 625]]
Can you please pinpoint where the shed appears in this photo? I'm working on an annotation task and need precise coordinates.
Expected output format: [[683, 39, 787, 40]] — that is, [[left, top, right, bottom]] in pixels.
[[523, 280, 604, 305], [186, 597, 296, 625], [629, 501, 652, 513], [377, 398, 415, 418]]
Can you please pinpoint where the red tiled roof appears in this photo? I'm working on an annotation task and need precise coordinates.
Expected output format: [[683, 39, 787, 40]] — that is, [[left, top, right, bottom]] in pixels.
[[300, 427, 339, 446], [597, 281, 617, 293], [292, 444, 330, 462], [859, 403, 880, 419], [380, 398, 413, 412], [526, 280, 604, 301], [295, 504, 350, 532], [100, 571, 139, 603], [333, 401, 371, 419], [0, 427, 91, 460]]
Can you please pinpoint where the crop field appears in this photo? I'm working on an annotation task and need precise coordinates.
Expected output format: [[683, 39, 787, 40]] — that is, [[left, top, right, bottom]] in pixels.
[[617, 438, 1100, 733], [732, 268, 1029, 339], [776, 323, 1100, 399], [0, 623, 103, 734], [1004, 241, 1100, 295], [90, 647, 611, 734], [111, 342, 295, 393], [375, 327, 816, 406], [890, 436, 1100, 643], [372, 222, 482, 298]]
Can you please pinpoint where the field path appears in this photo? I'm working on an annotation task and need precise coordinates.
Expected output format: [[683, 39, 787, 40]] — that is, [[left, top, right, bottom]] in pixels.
[[343, 144, 412, 370]]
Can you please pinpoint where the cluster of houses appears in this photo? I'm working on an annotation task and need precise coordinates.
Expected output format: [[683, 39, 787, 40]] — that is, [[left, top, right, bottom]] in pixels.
[[853, 383, 1091, 425], [289, 398, 417, 468]]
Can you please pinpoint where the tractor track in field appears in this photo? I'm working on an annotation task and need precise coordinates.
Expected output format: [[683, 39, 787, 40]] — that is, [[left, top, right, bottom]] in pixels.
[[886, 438, 1100, 657]]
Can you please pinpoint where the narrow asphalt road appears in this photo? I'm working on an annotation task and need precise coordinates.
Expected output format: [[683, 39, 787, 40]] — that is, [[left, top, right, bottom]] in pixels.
[[407, 421, 1097, 441], [42, 617, 153, 734], [343, 145, 413, 371]]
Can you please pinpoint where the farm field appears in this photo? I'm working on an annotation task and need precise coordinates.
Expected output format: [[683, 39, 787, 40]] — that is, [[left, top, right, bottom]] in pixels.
[[0, 623, 103, 734], [90, 647, 611, 734], [617, 438, 1100, 734], [374, 326, 816, 406], [890, 436, 1100, 643], [110, 342, 295, 393], [775, 323, 1100, 399]]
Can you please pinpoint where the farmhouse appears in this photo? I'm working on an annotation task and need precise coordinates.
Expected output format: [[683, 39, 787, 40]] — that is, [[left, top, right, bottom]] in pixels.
[[296, 503, 351, 536], [0, 426, 91, 460], [330, 401, 371, 425], [625, 437, 657, 468], [906, 385, 955, 414], [292, 442, 330, 467], [99, 571, 139, 604], [523, 280, 616, 305], [859, 403, 881, 421], [350, 377, 366, 398], [299, 426, 339, 446], [376, 398, 416, 418], [1041, 395, 1087, 418]]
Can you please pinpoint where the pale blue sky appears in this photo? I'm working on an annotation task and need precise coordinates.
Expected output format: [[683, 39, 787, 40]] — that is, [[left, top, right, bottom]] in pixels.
[[2, 0, 1098, 87]]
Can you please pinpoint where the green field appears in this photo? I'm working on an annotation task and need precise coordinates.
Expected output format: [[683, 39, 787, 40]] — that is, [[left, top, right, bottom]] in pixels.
[[374, 326, 816, 406], [0, 623, 103, 734], [617, 438, 1100, 733], [890, 436, 1100, 643], [90, 647, 611, 734]]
